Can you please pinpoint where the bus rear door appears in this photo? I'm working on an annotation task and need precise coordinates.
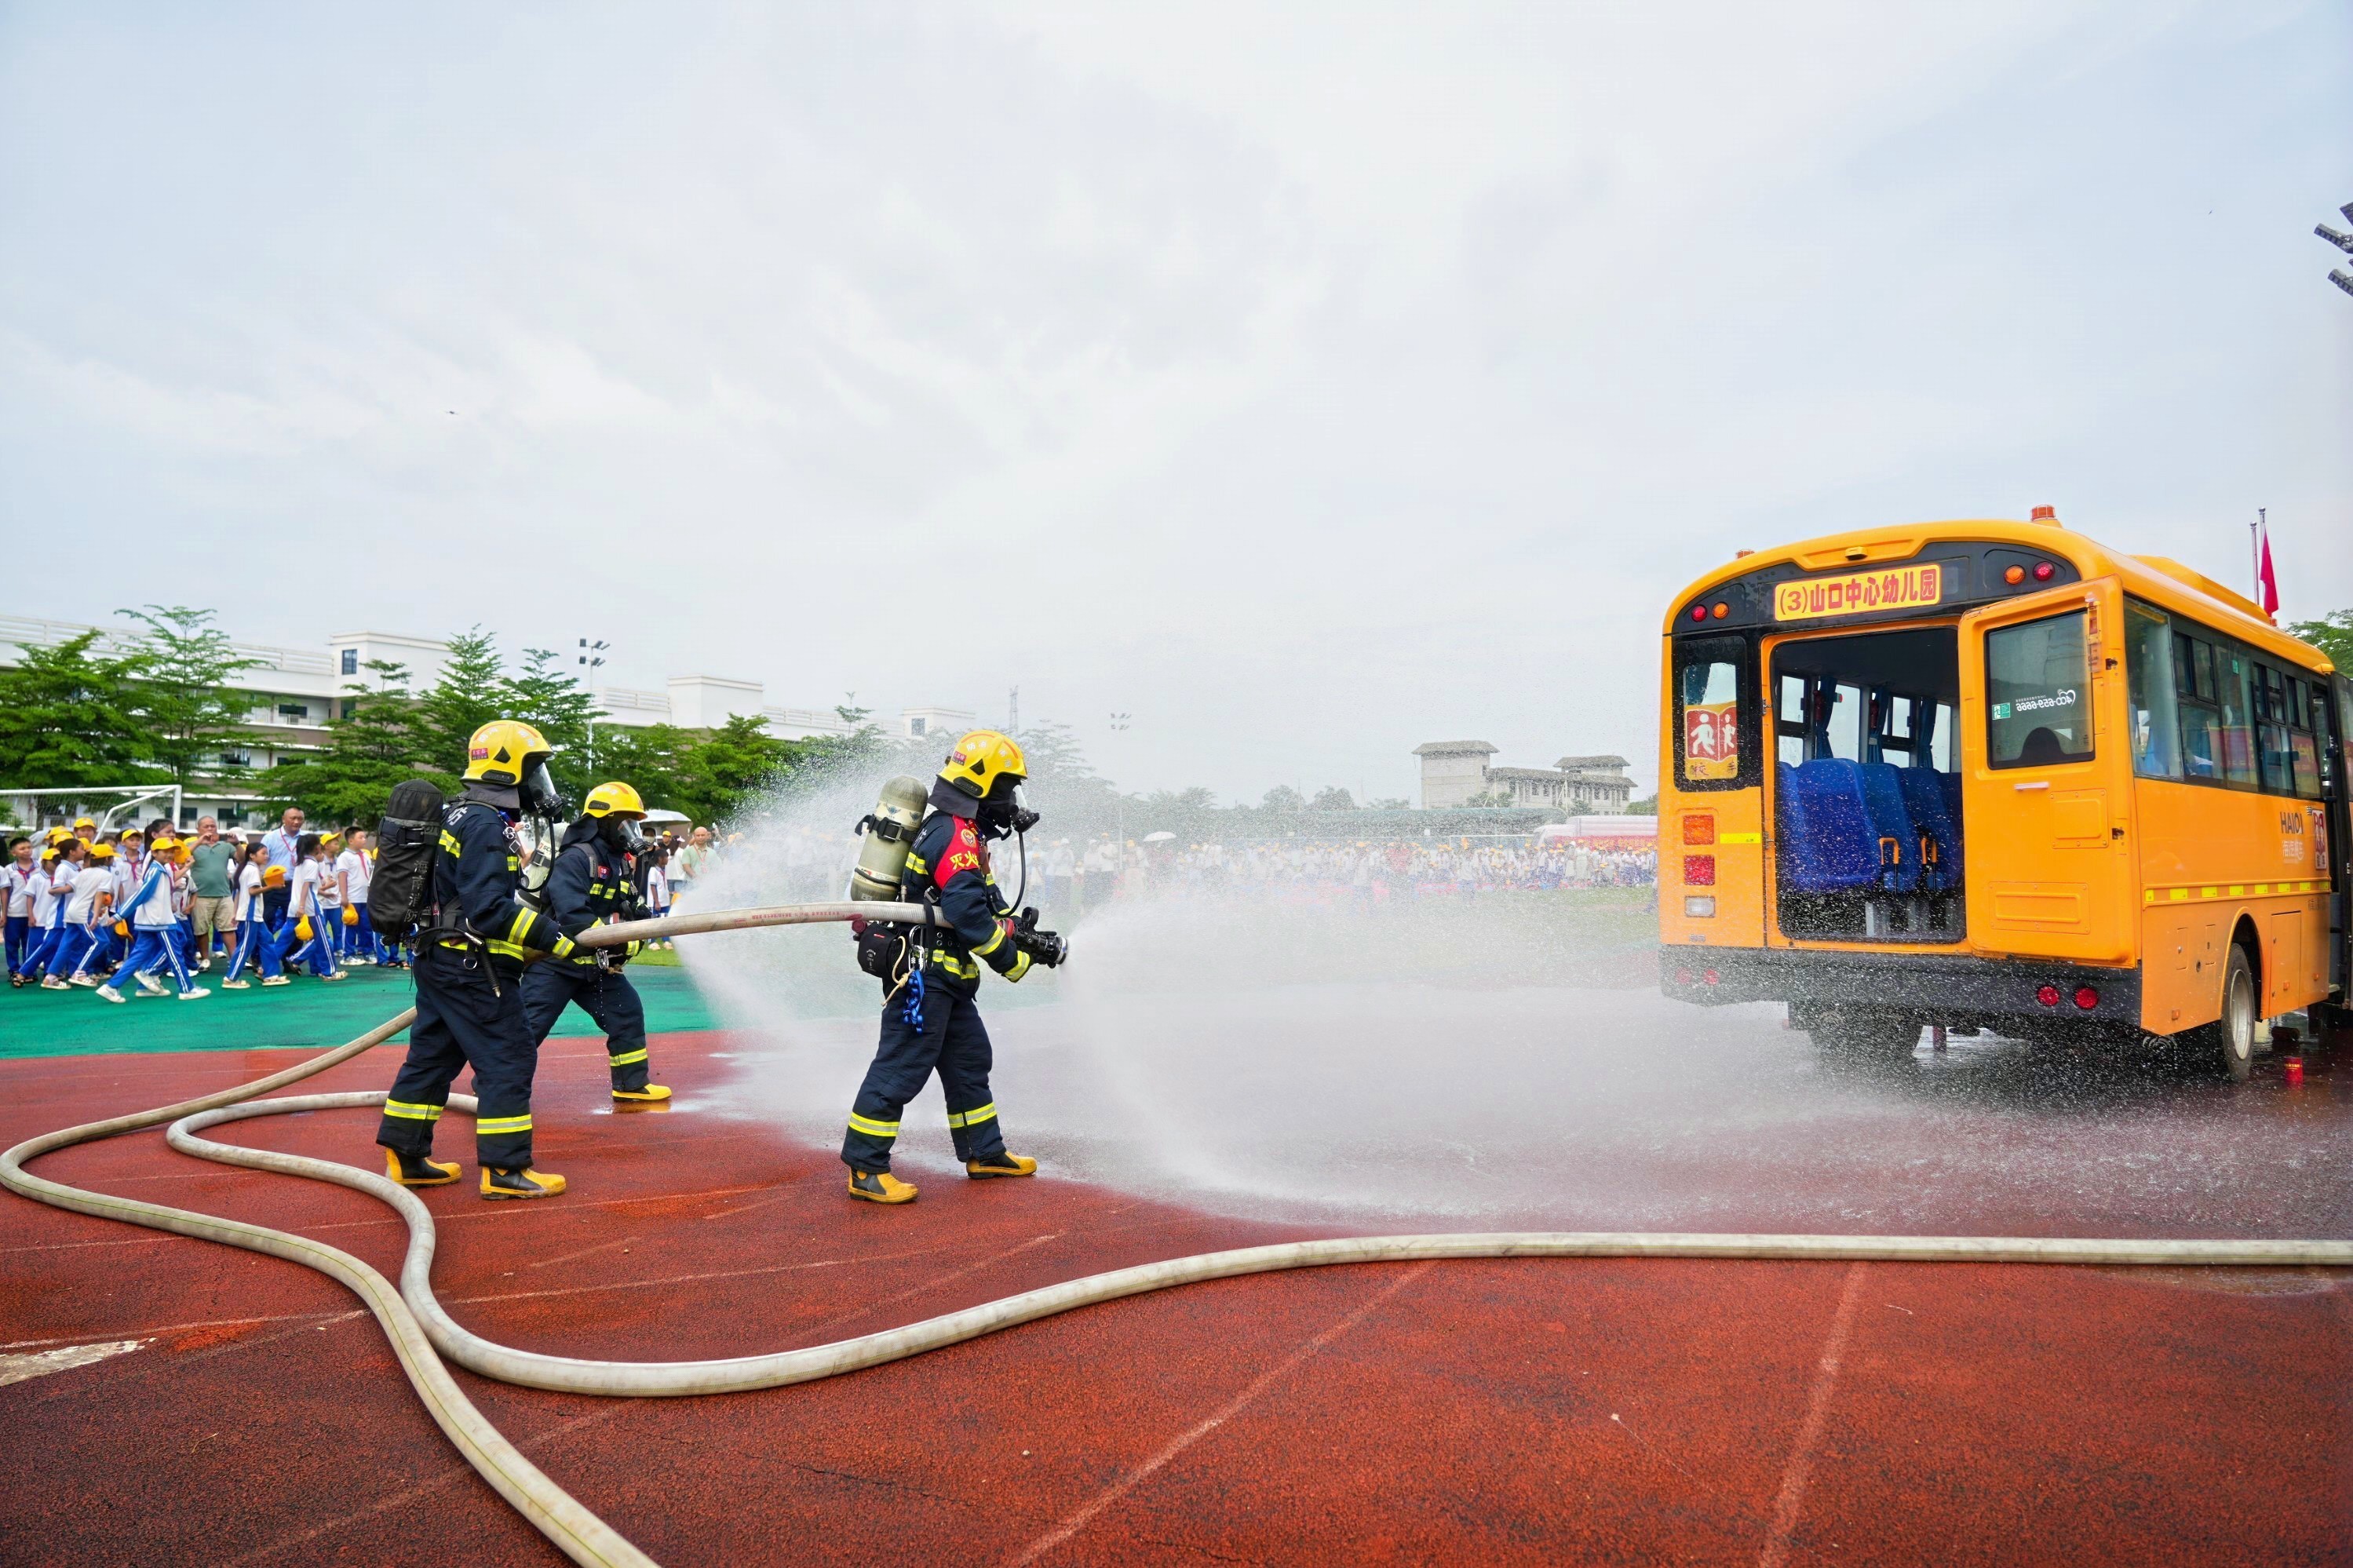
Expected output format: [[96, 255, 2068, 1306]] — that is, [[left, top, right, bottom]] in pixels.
[[1957, 580, 2135, 965]]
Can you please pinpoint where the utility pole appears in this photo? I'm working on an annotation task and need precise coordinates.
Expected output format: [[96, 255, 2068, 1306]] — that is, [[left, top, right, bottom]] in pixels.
[[578, 638, 609, 771], [1008, 686, 1020, 735], [1110, 711, 1131, 844]]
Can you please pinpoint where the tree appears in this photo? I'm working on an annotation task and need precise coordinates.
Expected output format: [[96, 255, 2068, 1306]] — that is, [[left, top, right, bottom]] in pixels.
[[1259, 784, 1305, 812], [1146, 786, 1218, 810], [115, 605, 262, 789], [0, 630, 162, 790], [1464, 789, 1517, 808], [502, 646, 600, 802], [1366, 797, 1411, 810], [592, 723, 702, 815], [409, 628, 509, 779], [1308, 786, 1357, 811], [1625, 794, 1659, 816], [677, 713, 801, 827], [2286, 608, 2352, 673], [263, 660, 429, 825]]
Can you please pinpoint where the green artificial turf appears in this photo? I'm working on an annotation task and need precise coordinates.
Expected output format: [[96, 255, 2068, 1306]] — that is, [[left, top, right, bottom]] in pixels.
[[0, 960, 721, 1059]]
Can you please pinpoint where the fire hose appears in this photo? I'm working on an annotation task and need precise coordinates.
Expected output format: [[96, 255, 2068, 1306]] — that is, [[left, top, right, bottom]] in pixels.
[[5, 899, 2348, 1568]]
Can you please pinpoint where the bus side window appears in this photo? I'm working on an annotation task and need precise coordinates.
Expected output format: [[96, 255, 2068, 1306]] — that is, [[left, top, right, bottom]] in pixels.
[[2217, 651, 2257, 788], [2176, 632, 2222, 779], [2123, 600, 2181, 779], [1986, 611, 2093, 769]]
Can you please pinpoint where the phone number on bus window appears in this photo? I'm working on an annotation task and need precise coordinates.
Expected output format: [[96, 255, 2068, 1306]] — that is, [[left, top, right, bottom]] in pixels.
[[1772, 564, 1943, 621]]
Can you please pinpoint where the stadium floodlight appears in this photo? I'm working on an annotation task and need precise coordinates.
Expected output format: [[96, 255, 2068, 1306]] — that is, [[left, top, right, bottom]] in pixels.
[[2318, 202, 2353, 298]]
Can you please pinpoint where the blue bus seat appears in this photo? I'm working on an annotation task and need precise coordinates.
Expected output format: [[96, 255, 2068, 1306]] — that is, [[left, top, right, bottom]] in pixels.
[[1777, 758, 1881, 894], [1857, 762, 1920, 893], [1898, 767, 1963, 892]]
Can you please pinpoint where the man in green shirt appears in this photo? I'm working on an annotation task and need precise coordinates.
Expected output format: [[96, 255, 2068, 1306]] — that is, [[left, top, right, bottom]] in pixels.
[[186, 817, 238, 969]]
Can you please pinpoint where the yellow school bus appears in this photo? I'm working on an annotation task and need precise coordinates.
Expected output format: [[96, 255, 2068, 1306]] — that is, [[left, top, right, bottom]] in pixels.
[[1657, 510, 2350, 1078]]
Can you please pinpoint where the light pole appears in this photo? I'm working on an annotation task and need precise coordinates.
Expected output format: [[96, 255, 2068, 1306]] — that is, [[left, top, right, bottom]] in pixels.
[[1109, 711, 1131, 844], [578, 638, 609, 771]]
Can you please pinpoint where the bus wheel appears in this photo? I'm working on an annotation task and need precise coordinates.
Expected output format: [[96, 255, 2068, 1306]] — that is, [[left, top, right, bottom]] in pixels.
[[2185, 944, 2257, 1082]]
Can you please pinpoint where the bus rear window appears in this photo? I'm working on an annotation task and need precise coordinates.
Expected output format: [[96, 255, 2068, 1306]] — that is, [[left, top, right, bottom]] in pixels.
[[1675, 636, 1749, 789], [1986, 611, 2092, 768]]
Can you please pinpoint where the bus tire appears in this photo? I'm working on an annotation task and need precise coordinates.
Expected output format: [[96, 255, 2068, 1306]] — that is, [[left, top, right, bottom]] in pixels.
[[2183, 943, 2257, 1082]]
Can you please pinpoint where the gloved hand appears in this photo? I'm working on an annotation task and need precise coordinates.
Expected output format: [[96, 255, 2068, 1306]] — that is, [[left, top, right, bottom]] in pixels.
[[295, 917, 313, 941], [1010, 907, 1067, 968], [342, 906, 359, 927]]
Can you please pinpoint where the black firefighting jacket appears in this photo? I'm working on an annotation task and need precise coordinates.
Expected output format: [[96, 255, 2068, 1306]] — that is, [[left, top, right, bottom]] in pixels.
[[434, 792, 572, 972], [901, 810, 1028, 983], [543, 818, 644, 965]]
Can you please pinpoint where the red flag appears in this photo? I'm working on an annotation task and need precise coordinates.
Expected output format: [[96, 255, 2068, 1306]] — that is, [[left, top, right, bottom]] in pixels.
[[2256, 517, 2279, 616]]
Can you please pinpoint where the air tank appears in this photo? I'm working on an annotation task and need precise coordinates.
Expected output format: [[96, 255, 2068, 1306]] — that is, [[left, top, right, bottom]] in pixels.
[[850, 775, 928, 901]]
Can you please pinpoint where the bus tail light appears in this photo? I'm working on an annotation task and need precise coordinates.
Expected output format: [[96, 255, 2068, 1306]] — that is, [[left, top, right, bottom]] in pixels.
[[1684, 895, 1716, 917], [2073, 986, 2099, 1011], [2034, 561, 2056, 582], [2035, 983, 2061, 1007], [1702, 968, 1720, 986], [1688, 603, 1709, 622], [1683, 855, 1716, 886], [2005, 565, 2025, 585], [1683, 814, 1716, 845]]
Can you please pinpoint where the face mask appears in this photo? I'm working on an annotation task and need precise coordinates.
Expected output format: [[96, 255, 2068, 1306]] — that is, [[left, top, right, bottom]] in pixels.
[[519, 760, 564, 817], [600, 815, 645, 855]]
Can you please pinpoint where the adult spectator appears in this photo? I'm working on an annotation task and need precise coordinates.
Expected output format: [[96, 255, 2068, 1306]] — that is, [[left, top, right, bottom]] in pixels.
[[185, 817, 238, 969], [260, 807, 305, 927], [672, 826, 715, 900]]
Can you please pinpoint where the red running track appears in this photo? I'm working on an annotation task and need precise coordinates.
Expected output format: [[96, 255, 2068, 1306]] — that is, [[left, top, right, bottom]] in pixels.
[[1, 1032, 2348, 1566]]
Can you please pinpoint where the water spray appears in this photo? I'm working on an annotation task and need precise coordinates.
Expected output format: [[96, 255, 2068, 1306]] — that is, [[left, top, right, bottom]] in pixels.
[[5, 899, 2347, 1568]]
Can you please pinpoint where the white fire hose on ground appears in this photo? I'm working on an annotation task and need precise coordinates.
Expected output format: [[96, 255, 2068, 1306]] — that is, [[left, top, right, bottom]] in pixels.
[[5, 900, 2348, 1568]]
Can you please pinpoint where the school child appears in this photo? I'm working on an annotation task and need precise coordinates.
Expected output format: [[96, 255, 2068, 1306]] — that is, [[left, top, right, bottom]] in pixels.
[[29, 832, 86, 979], [267, 835, 343, 982], [640, 845, 672, 950], [334, 827, 378, 964], [33, 840, 91, 987], [98, 837, 208, 1003], [313, 832, 345, 946], [4, 837, 35, 986], [221, 859, 286, 988], [49, 842, 119, 987]]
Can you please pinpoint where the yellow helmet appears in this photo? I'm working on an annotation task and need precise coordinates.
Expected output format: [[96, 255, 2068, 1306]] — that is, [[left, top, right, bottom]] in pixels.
[[583, 782, 646, 819], [46, 827, 74, 845], [88, 842, 115, 860], [936, 729, 1027, 803], [464, 719, 553, 786], [72, 816, 96, 830]]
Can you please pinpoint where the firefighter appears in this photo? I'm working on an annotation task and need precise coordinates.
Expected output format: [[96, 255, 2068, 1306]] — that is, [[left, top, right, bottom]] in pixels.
[[517, 781, 670, 1105], [374, 720, 581, 1199], [840, 729, 1063, 1205]]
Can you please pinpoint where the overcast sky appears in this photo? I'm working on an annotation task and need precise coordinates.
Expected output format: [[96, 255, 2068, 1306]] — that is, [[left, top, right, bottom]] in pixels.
[[3, 2, 2348, 804]]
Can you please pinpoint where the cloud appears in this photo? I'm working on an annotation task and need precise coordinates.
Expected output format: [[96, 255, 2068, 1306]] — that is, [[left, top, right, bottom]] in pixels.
[[1, 1, 2345, 800]]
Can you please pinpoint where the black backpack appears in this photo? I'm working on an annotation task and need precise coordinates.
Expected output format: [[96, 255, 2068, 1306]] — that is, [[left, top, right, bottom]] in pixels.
[[371, 778, 447, 940]]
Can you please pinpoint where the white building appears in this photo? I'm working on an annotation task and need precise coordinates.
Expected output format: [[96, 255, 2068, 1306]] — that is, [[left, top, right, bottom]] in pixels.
[[0, 611, 970, 828], [1413, 739, 1635, 811]]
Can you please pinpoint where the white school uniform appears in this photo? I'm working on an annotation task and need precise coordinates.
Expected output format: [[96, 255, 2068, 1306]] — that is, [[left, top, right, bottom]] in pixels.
[[335, 848, 370, 906], [4, 862, 36, 918]]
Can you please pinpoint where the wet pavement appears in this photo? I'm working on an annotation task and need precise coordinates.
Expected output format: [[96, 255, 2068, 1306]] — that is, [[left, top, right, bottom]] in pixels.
[[1, 1009, 2346, 1566]]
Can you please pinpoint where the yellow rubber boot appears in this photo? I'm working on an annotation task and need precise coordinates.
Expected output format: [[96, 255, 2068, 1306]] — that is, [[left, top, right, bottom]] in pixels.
[[482, 1167, 567, 1200], [847, 1170, 918, 1205], [965, 1153, 1038, 1180], [611, 1084, 672, 1106], [385, 1150, 461, 1187]]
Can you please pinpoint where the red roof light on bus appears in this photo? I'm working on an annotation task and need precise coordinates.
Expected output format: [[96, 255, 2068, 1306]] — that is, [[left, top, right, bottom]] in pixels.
[[2030, 505, 2058, 523], [1689, 604, 1709, 622], [2034, 561, 2056, 582]]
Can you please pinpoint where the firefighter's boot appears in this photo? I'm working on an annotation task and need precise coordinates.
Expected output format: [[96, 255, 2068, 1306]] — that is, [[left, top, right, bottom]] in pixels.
[[611, 1083, 672, 1107], [385, 1150, 461, 1187], [847, 1169, 918, 1205], [965, 1153, 1038, 1180], [482, 1166, 567, 1200]]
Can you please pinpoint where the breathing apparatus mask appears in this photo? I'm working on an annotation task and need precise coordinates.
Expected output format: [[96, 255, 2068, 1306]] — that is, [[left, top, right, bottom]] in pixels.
[[518, 759, 564, 819], [599, 813, 647, 856], [975, 783, 1039, 842]]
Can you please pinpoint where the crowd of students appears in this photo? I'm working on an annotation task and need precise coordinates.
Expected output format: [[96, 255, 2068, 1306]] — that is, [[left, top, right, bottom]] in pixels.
[[1035, 835, 1658, 910], [3, 809, 393, 1001]]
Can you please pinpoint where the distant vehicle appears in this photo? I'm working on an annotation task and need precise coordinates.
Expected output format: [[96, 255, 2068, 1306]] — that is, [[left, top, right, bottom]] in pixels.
[[1655, 510, 2348, 1078]]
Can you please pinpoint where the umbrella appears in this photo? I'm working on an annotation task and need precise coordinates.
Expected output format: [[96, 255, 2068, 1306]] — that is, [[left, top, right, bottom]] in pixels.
[[1142, 830, 1176, 842]]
